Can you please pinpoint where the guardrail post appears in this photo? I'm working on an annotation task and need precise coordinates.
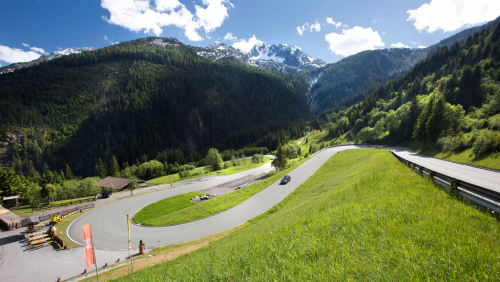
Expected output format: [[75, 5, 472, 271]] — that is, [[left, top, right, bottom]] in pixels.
[[450, 180, 458, 195]]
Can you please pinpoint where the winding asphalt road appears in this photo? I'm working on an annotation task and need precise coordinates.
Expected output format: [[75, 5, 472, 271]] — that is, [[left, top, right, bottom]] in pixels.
[[68, 145, 500, 251]]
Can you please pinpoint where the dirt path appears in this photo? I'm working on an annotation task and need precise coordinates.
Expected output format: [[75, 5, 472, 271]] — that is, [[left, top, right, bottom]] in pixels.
[[298, 132, 312, 145]]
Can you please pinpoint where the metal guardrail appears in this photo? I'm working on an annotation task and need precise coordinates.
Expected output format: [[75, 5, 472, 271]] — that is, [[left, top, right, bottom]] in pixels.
[[391, 151, 500, 216]]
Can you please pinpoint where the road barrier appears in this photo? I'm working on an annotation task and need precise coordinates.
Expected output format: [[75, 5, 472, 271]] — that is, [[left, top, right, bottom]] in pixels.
[[391, 151, 500, 217], [38, 203, 95, 222]]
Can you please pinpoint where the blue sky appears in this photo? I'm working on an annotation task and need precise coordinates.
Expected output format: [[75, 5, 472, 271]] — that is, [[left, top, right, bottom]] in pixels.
[[1, 0, 500, 67]]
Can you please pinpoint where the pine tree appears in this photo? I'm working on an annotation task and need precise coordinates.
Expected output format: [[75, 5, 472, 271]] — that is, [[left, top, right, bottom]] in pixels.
[[107, 155, 120, 177], [272, 143, 288, 171], [95, 158, 106, 178], [64, 164, 74, 180]]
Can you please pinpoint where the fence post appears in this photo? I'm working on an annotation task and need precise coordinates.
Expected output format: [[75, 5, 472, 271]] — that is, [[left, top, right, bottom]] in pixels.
[[429, 171, 435, 180]]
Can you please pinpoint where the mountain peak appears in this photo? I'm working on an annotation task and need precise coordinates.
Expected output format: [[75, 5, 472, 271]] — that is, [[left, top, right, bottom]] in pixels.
[[196, 41, 326, 73]]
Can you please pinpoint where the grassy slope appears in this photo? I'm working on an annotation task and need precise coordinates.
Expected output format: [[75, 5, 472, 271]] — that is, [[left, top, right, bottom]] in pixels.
[[147, 157, 273, 185], [133, 192, 206, 225], [114, 149, 500, 281]]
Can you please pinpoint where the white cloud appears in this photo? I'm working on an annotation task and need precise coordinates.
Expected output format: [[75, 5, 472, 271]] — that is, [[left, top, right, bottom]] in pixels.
[[100, 0, 233, 41], [411, 40, 417, 45], [407, 0, 500, 33], [21, 43, 46, 54], [104, 35, 119, 45], [418, 45, 427, 48], [325, 26, 385, 57], [232, 35, 264, 53], [224, 32, 237, 41], [0, 44, 42, 64], [326, 17, 347, 28], [297, 20, 321, 36], [390, 42, 410, 48], [30, 47, 46, 54]]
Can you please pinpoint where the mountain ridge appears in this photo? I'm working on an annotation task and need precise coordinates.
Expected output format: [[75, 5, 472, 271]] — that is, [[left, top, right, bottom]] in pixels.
[[0, 47, 95, 74]]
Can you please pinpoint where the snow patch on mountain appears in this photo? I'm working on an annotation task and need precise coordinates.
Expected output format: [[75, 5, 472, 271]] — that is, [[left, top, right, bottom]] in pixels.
[[195, 42, 326, 73], [0, 47, 95, 74]]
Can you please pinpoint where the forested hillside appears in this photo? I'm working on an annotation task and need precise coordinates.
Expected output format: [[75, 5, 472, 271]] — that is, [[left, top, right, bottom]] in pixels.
[[0, 37, 310, 176], [309, 16, 500, 115], [306, 20, 500, 156], [310, 48, 428, 114]]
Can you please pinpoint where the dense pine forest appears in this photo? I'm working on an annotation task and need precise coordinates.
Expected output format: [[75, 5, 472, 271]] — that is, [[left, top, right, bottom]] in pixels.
[[0, 37, 310, 178]]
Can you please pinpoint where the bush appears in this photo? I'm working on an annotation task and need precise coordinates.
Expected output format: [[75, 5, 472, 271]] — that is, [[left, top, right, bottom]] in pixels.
[[472, 133, 494, 155], [252, 154, 264, 164]]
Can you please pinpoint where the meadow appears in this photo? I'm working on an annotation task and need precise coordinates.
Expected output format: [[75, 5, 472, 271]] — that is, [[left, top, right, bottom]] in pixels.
[[112, 148, 500, 281]]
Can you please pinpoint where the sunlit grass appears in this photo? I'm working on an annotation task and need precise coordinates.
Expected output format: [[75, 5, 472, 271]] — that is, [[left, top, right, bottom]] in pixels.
[[133, 192, 205, 225], [113, 149, 500, 281]]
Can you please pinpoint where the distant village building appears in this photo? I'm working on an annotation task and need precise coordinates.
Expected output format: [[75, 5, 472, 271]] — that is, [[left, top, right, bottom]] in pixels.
[[96, 176, 131, 191]]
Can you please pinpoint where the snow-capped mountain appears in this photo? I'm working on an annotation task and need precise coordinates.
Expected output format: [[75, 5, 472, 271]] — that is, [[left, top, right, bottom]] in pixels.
[[0, 47, 95, 74], [194, 42, 248, 63], [195, 42, 326, 73]]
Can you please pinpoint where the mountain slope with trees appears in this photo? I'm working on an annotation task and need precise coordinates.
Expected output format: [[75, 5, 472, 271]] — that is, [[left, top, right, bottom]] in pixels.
[[0, 37, 311, 176]]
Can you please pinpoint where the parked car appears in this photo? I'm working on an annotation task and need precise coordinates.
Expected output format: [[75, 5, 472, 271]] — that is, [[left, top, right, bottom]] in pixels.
[[280, 175, 291, 184], [101, 191, 112, 198]]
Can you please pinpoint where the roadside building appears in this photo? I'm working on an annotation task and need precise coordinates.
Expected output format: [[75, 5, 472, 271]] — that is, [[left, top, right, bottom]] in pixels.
[[96, 176, 131, 191], [0, 205, 22, 230]]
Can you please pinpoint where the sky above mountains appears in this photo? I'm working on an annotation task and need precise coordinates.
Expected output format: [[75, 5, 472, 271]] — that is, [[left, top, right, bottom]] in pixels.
[[1, 0, 499, 67]]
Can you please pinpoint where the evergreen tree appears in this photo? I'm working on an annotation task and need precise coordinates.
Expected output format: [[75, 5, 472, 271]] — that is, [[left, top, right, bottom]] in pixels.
[[0, 167, 22, 197], [64, 164, 74, 180], [95, 158, 106, 178], [206, 148, 223, 172], [272, 143, 288, 171], [107, 155, 120, 177]]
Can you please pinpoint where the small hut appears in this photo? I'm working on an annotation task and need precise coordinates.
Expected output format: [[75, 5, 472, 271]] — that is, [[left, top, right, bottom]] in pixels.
[[0, 205, 22, 230], [2, 195, 20, 209], [96, 176, 131, 191]]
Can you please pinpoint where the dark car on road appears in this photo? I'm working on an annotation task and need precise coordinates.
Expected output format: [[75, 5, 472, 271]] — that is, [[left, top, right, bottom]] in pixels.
[[280, 175, 291, 184], [102, 191, 112, 198]]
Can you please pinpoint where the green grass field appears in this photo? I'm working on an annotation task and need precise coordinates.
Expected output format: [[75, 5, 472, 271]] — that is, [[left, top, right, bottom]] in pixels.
[[133, 192, 206, 225], [147, 157, 273, 185], [113, 148, 500, 281]]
